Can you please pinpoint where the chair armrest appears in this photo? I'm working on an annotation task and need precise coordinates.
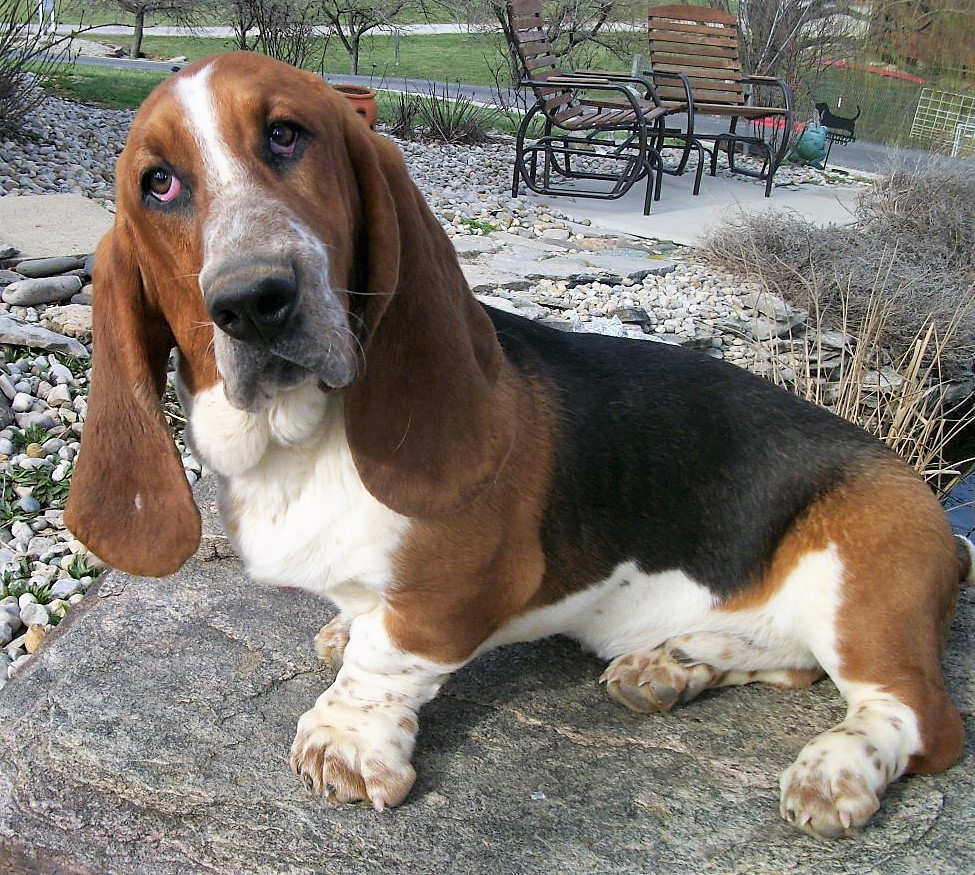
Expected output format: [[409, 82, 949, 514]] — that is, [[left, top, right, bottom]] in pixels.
[[521, 77, 667, 122]]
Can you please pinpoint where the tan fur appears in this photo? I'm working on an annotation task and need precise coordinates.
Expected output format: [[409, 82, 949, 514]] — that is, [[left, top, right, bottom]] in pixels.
[[385, 366, 555, 664], [724, 457, 964, 775]]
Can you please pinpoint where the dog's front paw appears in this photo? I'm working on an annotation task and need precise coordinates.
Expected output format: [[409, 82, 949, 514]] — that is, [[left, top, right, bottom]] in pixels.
[[779, 746, 881, 838], [290, 696, 418, 811]]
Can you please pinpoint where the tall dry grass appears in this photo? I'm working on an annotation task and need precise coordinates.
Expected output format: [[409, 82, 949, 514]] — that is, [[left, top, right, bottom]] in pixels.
[[702, 161, 975, 505]]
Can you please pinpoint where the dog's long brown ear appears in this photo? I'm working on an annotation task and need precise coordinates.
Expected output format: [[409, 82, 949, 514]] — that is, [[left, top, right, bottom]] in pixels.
[[342, 121, 515, 518], [64, 225, 200, 576]]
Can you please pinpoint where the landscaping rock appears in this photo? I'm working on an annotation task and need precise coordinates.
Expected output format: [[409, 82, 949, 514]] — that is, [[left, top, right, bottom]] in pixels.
[[2, 276, 83, 307], [0, 478, 972, 875], [0, 315, 89, 358], [41, 303, 94, 344], [13, 256, 87, 279]]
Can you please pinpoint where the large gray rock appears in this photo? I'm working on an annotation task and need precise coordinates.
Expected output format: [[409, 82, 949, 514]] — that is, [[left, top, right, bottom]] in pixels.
[[0, 480, 972, 875]]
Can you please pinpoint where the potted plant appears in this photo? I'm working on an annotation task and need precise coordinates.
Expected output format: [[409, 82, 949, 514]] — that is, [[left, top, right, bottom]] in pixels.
[[331, 84, 379, 129]]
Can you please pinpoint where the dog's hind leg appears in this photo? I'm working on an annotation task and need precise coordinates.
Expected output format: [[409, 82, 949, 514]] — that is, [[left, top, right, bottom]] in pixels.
[[772, 466, 965, 838], [600, 637, 823, 714]]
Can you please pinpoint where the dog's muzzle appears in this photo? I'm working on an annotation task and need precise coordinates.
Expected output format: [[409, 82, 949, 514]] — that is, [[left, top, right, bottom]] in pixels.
[[202, 257, 358, 412]]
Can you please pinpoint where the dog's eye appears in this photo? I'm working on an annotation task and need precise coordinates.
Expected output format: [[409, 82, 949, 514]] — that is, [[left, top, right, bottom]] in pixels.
[[144, 168, 182, 203], [269, 122, 299, 156]]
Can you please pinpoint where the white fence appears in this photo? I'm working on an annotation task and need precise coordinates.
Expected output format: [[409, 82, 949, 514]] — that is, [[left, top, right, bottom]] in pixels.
[[910, 88, 975, 158]]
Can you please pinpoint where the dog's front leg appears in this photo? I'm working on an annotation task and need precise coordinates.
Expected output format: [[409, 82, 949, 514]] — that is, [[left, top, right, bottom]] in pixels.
[[290, 607, 460, 810]]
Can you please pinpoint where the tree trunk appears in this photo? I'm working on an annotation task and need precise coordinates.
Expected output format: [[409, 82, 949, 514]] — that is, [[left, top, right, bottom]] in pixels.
[[350, 34, 360, 75], [130, 6, 145, 60]]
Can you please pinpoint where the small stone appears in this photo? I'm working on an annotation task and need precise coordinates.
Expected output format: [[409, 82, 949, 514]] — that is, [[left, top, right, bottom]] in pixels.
[[16, 412, 58, 431], [45, 384, 72, 407], [17, 496, 41, 514], [11, 392, 33, 413], [41, 304, 93, 344], [24, 624, 46, 654], [50, 577, 82, 599], [2, 276, 83, 307], [0, 622, 13, 647], [0, 374, 16, 400], [25, 442, 44, 458], [19, 602, 49, 627], [47, 358, 74, 384]]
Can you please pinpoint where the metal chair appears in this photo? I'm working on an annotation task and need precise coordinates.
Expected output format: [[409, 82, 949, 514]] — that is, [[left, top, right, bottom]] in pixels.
[[646, 4, 794, 197], [507, 0, 670, 215]]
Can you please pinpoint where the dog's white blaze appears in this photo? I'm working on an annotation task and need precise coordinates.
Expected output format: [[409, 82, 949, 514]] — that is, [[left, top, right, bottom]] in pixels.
[[173, 64, 245, 190]]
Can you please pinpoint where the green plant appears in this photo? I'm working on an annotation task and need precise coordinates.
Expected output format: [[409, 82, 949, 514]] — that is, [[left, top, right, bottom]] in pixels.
[[1, 574, 54, 605], [10, 425, 51, 451], [1, 465, 71, 512], [1, 559, 32, 593], [458, 218, 498, 234], [66, 553, 99, 580], [387, 91, 422, 138], [411, 81, 496, 145], [0, 0, 73, 135]]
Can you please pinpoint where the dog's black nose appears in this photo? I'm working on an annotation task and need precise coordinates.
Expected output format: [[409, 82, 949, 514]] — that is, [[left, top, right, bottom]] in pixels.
[[208, 273, 298, 343]]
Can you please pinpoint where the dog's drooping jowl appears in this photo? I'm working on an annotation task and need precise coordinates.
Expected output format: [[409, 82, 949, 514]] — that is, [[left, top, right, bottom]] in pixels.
[[65, 53, 972, 839]]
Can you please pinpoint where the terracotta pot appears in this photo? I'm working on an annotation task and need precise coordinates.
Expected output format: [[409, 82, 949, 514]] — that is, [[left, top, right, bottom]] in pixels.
[[333, 84, 379, 129]]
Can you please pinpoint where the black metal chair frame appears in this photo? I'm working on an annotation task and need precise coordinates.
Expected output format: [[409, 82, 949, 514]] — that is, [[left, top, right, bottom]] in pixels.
[[507, 1, 670, 215]]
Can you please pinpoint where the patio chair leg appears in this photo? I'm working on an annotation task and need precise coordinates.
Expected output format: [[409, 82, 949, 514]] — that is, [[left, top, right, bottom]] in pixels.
[[691, 141, 705, 195]]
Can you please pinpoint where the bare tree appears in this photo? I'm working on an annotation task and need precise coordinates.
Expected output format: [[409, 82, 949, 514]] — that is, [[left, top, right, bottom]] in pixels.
[[869, 0, 975, 76], [709, 0, 866, 81], [315, 0, 429, 75], [89, 0, 203, 58], [483, 0, 626, 69]]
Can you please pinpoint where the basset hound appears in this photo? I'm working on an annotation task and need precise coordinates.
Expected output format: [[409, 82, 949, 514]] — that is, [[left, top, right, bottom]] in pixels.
[[64, 52, 973, 839]]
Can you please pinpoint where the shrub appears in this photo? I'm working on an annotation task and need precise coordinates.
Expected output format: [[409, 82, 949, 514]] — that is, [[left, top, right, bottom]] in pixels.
[[702, 160, 975, 502], [0, 0, 75, 136], [388, 82, 495, 145], [702, 160, 975, 378]]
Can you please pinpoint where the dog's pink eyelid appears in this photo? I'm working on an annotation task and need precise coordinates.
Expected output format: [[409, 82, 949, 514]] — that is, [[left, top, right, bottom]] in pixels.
[[149, 170, 182, 203], [269, 123, 298, 156]]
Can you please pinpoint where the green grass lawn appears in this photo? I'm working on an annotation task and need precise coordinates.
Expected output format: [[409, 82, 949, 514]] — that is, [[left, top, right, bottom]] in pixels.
[[46, 65, 167, 109], [122, 31, 509, 83]]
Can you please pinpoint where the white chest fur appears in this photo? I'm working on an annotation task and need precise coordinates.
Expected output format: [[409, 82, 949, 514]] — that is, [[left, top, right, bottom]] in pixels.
[[183, 380, 410, 617]]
